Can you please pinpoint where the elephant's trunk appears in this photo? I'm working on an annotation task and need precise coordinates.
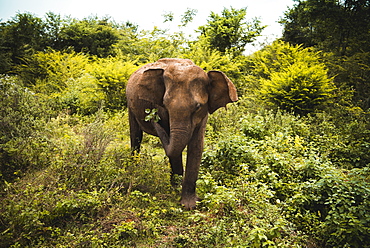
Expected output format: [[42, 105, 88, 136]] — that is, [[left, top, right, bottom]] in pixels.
[[166, 125, 191, 157], [153, 120, 192, 158]]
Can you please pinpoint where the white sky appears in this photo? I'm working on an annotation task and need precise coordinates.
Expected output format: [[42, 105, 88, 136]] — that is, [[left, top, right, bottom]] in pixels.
[[0, 0, 295, 53]]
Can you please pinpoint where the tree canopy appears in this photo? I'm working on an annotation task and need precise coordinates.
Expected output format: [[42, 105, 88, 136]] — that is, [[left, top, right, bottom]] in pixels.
[[198, 7, 265, 56], [281, 0, 370, 109], [281, 0, 370, 55], [0, 13, 137, 73]]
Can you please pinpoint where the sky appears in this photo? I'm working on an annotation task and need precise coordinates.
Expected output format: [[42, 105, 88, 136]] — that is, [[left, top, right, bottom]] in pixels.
[[0, 0, 296, 53]]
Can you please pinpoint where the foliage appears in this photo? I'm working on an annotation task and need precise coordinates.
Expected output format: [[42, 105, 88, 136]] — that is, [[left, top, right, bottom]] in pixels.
[[0, 13, 134, 74], [14, 49, 107, 114], [117, 28, 188, 63], [87, 56, 138, 110], [198, 7, 265, 56], [182, 38, 248, 96], [52, 74, 106, 115], [0, 13, 48, 71], [203, 105, 370, 247], [0, 7, 369, 248], [145, 108, 161, 122], [180, 8, 198, 27], [281, 0, 370, 56], [285, 166, 370, 247], [260, 61, 334, 115], [1, 87, 369, 248], [280, 0, 370, 110], [15, 50, 138, 113], [16, 49, 89, 89], [0, 75, 53, 183], [305, 110, 370, 169], [326, 51, 370, 110], [58, 16, 120, 57], [247, 41, 336, 114]]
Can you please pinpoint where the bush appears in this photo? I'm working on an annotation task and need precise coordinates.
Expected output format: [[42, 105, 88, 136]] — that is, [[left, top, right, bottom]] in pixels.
[[87, 56, 138, 110], [247, 40, 336, 114], [203, 108, 370, 247], [0, 109, 174, 247], [260, 61, 335, 115], [52, 74, 105, 115], [16, 49, 89, 90], [305, 110, 370, 169], [17, 49, 139, 113], [285, 167, 370, 247], [0, 75, 53, 183]]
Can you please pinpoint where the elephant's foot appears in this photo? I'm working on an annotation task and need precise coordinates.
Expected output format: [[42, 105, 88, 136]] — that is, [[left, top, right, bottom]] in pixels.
[[180, 195, 200, 210]]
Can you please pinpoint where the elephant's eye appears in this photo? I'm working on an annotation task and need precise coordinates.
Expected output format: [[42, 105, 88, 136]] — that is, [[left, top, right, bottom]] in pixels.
[[195, 103, 202, 111]]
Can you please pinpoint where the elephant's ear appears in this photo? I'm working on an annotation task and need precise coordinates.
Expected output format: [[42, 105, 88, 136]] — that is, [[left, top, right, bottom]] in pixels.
[[137, 68, 165, 106], [207, 71, 238, 114]]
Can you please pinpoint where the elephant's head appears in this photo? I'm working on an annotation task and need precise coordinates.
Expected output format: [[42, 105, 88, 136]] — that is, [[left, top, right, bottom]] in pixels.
[[133, 58, 238, 158]]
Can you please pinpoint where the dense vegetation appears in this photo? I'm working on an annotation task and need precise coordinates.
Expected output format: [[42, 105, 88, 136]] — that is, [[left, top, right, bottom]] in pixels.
[[1, 2, 369, 247]]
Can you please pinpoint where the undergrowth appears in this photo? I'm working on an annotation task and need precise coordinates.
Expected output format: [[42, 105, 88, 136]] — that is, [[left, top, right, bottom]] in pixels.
[[1, 98, 369, 247]]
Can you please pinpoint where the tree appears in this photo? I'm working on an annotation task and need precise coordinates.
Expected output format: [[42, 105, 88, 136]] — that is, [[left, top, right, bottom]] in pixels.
[[44, 12, 65, 49], [58, 16, 120, 57], [0, 13, 47, 73], [180, 8, 198, 27], [281, 0, 370, 110], [281, 0, 370, 56], [198, 7, 265, 56]]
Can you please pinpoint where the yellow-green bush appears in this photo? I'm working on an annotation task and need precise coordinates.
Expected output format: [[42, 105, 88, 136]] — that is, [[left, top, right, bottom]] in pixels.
[[87, 56, 138, 110], [246, 40, 336, 114], [16, 50, 140, 113], [17, 49, 89, 91], [51, 74, 105, 115], [260, 60, 335, 114]]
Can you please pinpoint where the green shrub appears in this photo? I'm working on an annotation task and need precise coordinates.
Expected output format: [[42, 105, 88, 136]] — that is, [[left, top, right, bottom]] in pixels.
[[16, 49, 89, 90], [0, 75, 53, 183], [306, 110, 370, 169], [87, 56, 138, 109], [285, 167, 370, 247], [0, 109, 175, 247], [260, 61, 335, 115], [203, 108, 370, 247], [0, 183, 106, 247], [240, 109, 309, 140], [52, 74, 106, 115], [203, 110, 309, 185], [247, 40, 336, 114]]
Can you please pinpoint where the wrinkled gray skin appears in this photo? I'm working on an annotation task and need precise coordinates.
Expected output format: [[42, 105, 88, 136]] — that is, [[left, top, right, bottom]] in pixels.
[[126, 58, 238, 209]]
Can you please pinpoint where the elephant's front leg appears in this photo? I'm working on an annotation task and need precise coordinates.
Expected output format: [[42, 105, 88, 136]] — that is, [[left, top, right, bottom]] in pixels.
[[153, 121, 184, 187], [181, 117, 207, 210], [169, 155, 184, 190]]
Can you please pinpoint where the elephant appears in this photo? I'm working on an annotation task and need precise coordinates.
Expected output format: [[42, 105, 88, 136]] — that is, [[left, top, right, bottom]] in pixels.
[[126, 58, 238, 209]]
